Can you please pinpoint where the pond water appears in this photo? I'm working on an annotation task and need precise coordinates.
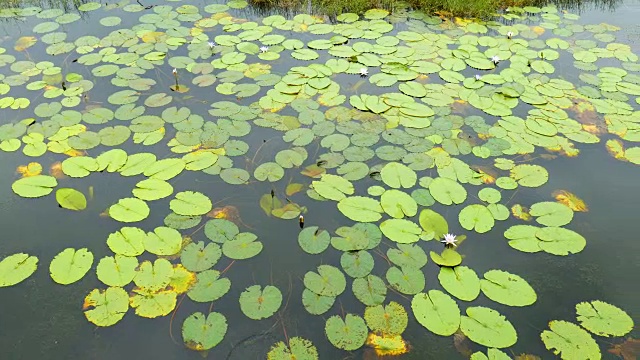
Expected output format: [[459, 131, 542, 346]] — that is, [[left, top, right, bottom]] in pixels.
[[0, 0, 638, 359]]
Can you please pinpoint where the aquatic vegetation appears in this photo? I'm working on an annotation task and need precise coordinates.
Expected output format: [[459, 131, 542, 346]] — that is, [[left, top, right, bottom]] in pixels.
[[0, 1, 636, 358]]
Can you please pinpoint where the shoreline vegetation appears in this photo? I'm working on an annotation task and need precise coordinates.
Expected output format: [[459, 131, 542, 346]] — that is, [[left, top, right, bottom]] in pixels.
[[0, 0, 622, 19]]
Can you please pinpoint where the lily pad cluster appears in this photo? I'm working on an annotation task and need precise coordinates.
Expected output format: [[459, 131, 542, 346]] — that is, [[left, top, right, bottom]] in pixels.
[[0, 1, 637, 359]]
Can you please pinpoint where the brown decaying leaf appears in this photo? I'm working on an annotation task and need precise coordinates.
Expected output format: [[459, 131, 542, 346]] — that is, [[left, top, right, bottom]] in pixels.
[[514, 354, 542, 360], [511, 204, 532, 221], [609, 338, 640, 360], [552, 190, 588, 212], [49, 161, 66, 179], [453, 330, 472, 358], [206, 206, 242, 224]]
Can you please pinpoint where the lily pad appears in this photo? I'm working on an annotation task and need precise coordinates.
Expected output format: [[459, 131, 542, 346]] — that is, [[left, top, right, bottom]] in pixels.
[[49, 248, 93, 285], [108, 198, 150, 223], [412, 290, 461, 336], [541, 320, 600, 360], [325, 314, 368, 350], [12, 175, 57, 198], [480, 270, 537, 307], [460, 307, 517, 348], [55, 188, 87, 210], [182, 312, 227, 351], [576, 300, 634, 337], [0, 253, 38, 287], [83, 287, 129, 327], [239, 285, 282, 320]]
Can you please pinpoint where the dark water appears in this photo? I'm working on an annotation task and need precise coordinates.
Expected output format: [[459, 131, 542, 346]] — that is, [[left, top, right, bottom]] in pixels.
[[0, 0, 639, 359]]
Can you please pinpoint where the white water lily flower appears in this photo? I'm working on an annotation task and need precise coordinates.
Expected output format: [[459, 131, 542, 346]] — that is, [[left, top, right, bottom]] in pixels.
[[507, 31, 513, 39], [475, 74, 481, 80], [208, 41, 216, 49], [359, 67, 368, 76], [441, 233, 458, 247], [491, 55, 500, 64], [260, 46, 269, 53], [172, 68, 177, 75]]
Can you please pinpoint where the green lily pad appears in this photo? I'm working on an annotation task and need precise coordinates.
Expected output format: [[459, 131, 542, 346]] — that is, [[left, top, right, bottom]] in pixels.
[[182, 312, 227, 351], [460, 307, 517, 348], [267, 337, 318, 360], [510, 164, 548, 187], [459, 204, 495, 233], [222, 233, 263, 259], [430, 249, 463, 267], [380, 219, 422, 243], [529, 201, 574, 227], [55, 188, 87, 211], [419, 209, 449, 240], [130, 289, 177, 318], [480, 270, 537, 307], [325, 314, 368, 350], [49, 248, 93, 285], [340, 250, 374, 278], [0, 253, 38, 287], [83, 287, 129, 326], [576, 300, 634, 337], [144, 227, 182, 256], [312, 173, 354, 201], [107, 227, 146, 256], [380, 189, 418, 218], [96, 255, 138, 287], [412, 290, 461, 336], [304, 265, 346, 297], [12, 175, 57, 198], [438, 266, 480, 301], [133, 259, 173, 291], [187, 270, 230, 302], [302, 288, 335, 315], [108, 198, 150, 223], [430, 177, 467, 205], [298, 226, 331, 254], [380, 162, 417, 188], [133, 178, 174, 201], [239, 285, 282, 320], [364, 301, 408, 336], [337, 196, 383, 222], [387, 243, 428, 269], [386, 266, 425, 294], [541, 320, 600, 359], [170, 191, 212, 216], [181, 241, 221, 272], [352, 275, 387, 306]]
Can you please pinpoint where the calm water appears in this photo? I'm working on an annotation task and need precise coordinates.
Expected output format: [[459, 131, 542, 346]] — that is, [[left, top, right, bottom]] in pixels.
[[0, 0, 639, 359]]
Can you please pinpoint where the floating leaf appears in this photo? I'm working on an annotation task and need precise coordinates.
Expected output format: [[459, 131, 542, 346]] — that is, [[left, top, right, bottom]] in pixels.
[[0, 253, 38, 287], [438, 266, 480, 301], [180, 241, 221, 272], [480, 270, 537, 307], [365, 333, 408, 357], [267, 337, 319, 360], [182, 312, 227, 351], [430, 177, 467, 205], [419, 209, 449, 240], [130, 289, 177, 318], [337, 196, 383, 222], [380, 162, 417, 188], [55, 188, 87, 210], [49, 248, 93, 285], [187, 270, 230, 302], [222, 233, 263, 259], [312, 174, 354, 201], [96, 255, 138, 287], [352, 275, 387, 306], [108, 198, 150, 223], [576, 301, 634, 337], [553, 190, 588, 212], [12, 175, 57, 198], [460, 307, 517, 348], [239, 285, 282, 320], [132, 178, 173, 201], [380, 189, 418, 218], [170, 191, 212, 216], [304, 265, 346, 297], [133, 259, 173, 291], [364, 301, 408, 336], [386, 266, 425, 295], [325, 314, 368, 350], [510, 164, 548, 187], [430, 249, 463, 267], [459, 204, 495, 233], [412, 290, 461, 336], [302, 288, 335, 315], [380, 219, 422, 243], [529, 201, 574, 227], [144, 227, 182, 256], [541, 320, 600, 360], [298, 226, 331, 254], [83, 287, 128, 326], [608, 337, 640, 360]]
